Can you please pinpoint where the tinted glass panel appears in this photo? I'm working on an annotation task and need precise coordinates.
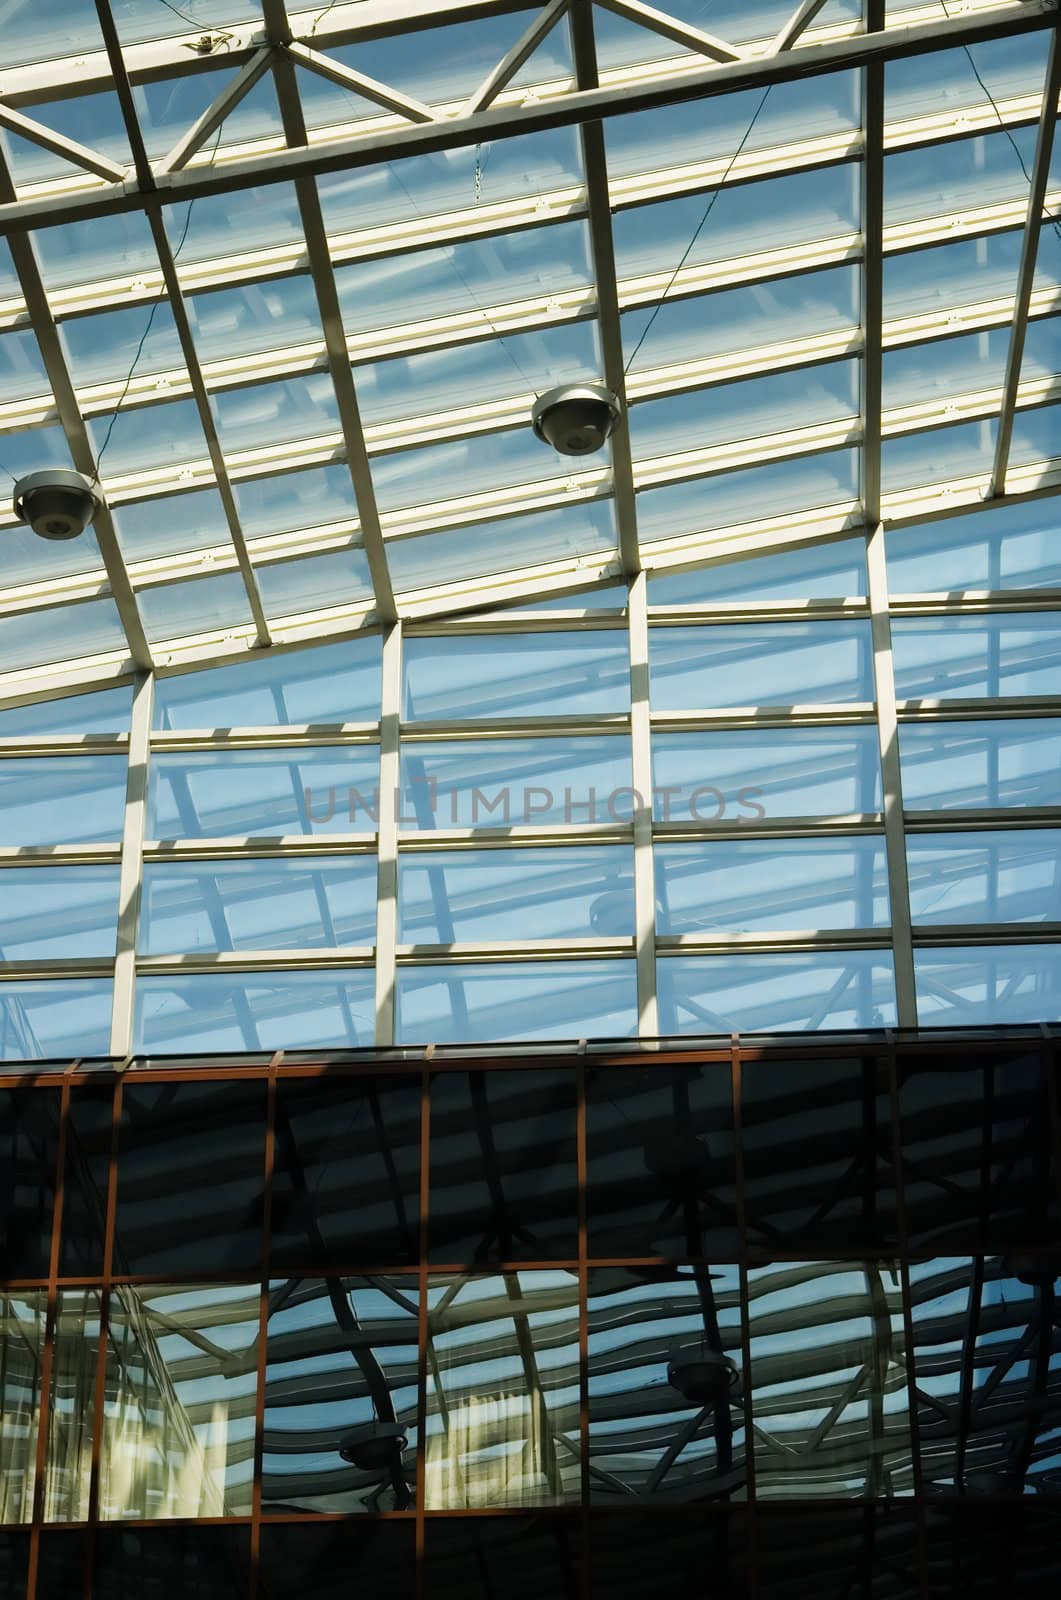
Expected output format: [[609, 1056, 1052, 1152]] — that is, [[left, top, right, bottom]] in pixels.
[[141, 857, 378, 953], [656, 838, 889, 932], [400, 847, 635, 942], [424, 1516, 581, 1600], [153, 636, 382, 728], [397, 962, 637, 1044], [135, 970, 376, 1053], [429, 1070, 577, 1265], [659, 952, 897, 1033], [0, 1292, 44, 1524], [652, 728, 882, 821], [0, 758, 125, 845], [149, 748, 380, 838], [271, 1075, 420, 1271], [650, 622, 874, 709], [258, 1522, 415, 1600], [403, 633, 629, 721], [399, 737, 632, 831], [0, 1089, 61, 1278], [94, 1526, 251, 1600]]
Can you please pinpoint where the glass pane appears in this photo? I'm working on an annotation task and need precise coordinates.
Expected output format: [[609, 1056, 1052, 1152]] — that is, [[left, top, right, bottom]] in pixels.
[[899, 720, 1061, 811], [756, 1508, 918, 1600], [115, 1080, 267, 1275], [893, 615, 1061, 700], [0, 686, 131, 737], [886, 499, 1061, 591], [910, 1257, 1061, 1496], [135, 971, 376, 1053], [587, 1267, 744, 1500], [747, 1262, 911, 1498], [423, 1271, 580, 1509], [153, 636, 382, 727], [429, 1069, 577, 1265], [149, 749, 380, 839], [0, 758, 126, 845], [656, 838, 890, 932], [399, 737, 632, 831], [637, 451, 859, 545], [649, 622, 874, 709], [262, 1277, 418, 1515], [400, 847, 635, 942], [396, 962, 637, 1044], [0, 983, 113, 1062], [271, 1074, 420, 1272], [658, 952, 897, 1033], [140, 858, 378, 953], [0, 868, 119, 960], [386, 500, 617, 597], [742, 1056, 896, 1253], [43, 1291, 100, 1524], [99, 1285, 259, 1520], [915, 945, 1061, 1025], [585, 1061, 737, 1260], [61, 1085, 113, 1278], [93, 1526, 251, 1600], [0, 1089, 61, 1277], [630, 363, 858, 461], [900, 1050, 1056, 1252], [403, 633, 629, 721], [907, 831, 1061, 924], [257, 1524, 414, 1600], [647, 536, 868, 605], [425, 1516, 582, 1600], [0, 1292, 44, 1525], [652, 729, 883, 820]]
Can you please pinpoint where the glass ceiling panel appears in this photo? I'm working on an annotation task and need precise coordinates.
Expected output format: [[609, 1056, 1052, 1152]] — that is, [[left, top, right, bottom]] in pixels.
[[1, 94, 132, 190], [884, 231, 1024, 321], [60, 302, 184, 389], [112, 487, 233, 562], [630, 360, 860, 460], [2, 0, 108, 67], [636, 449, 859, 544], [0, 598, 127, 673], [594, 1, 860, 68], [648, 536, 868, 603], [884, 126, 1041, 226], [886, 500, 1061, 591], [385, 498, 618, 596], [138, 571, 255, 644], [254, 547, 374, 620], [883, 31, 1049, 119], [317, 131, 584, 238]]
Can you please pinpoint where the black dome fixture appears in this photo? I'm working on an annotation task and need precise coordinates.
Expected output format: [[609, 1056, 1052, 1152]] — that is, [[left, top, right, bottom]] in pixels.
[[667, 1347, 739, 1405], [531, 383, 622, 456], [12, 468, 102, 541], [1006, 1253, 1061, 1289], [338, 1420, 408, 1471]]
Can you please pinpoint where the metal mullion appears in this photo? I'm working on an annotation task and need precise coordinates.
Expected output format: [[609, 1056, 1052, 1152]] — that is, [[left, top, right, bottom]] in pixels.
[[144, 210, 271, 647], [110, 673, 153, 1060], [24, 1076, 74, 1600], [867, 525, 916, 1027], [626, 574, 658, 1035], [990, 21, 1061, 496], [3, 1, 1049, 235], [376, 624, 402, 1047], [570, 1, 641, 578], [264, 0, 397, 625], [249, 1062, 277, 1600], [0, 158, 151, 673]]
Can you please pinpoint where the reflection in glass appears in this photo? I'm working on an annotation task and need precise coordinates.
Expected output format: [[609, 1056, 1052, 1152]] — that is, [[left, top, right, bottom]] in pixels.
[[747, 1262, 912, 1498], [429, 1071, 577, 1265], [652, 727, 883, 821], [0, 1293, 44, 1526], [258, 1522, 415, 1600], [396, 961, 637, 1044], [424, 1272, 580, 1509], [100, 1285, 259, 1521], [0, 1090, 60, 1278], [911, 1257, 1061, 1495], [587, 1268, 744, 1500], [262, 1277, 418, 1514], [271, 1074, 420, 1271], [43, 1292, 100, 1524], [585, 1063, 736, 1261], [400, 847, 635, 943], [93, 1524, 251, 1600], [149, 749, 381, 840]]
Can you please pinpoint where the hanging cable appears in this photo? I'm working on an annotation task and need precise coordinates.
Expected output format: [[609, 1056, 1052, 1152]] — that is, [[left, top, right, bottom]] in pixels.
[[622, 84, 773, 376], [939, 0, 1061, 242], [90, 122, 225, 485]]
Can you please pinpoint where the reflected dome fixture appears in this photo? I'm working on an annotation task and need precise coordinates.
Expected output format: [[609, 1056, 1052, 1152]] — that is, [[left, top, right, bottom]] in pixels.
[[667, 1347, 739, 1405], [12, 469, 102, 541], [531, 383, 621, 456], [338, 1420, 407, 1471]]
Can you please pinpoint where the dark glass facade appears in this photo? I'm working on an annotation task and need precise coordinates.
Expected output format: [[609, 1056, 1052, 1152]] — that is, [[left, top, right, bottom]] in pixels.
[[1, 1030, 1059, 1596]]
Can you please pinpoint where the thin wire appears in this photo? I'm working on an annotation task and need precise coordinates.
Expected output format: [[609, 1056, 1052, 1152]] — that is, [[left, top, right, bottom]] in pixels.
[[622, 84, 773, 375], [939, 0, 1061, 242], [156, 0, 227, 33], [383, 159, 537, 388], [91, 122, 225, 485]]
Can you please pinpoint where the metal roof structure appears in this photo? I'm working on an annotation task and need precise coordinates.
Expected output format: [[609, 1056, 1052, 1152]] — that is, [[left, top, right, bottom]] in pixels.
[[0, 0, 1058, 703]]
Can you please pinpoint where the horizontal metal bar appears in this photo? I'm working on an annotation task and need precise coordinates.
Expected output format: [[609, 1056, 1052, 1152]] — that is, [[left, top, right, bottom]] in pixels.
[[0, 0, 1049, 236]]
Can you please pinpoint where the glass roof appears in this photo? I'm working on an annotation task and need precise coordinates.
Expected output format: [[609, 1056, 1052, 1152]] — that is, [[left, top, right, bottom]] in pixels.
[[0, 0, 1057, 694]]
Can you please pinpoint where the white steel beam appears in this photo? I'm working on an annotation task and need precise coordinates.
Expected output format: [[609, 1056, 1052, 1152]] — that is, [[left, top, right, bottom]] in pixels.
[[594, 0, 743, 62], [990, 20, 1061, 496], [286, 40, 436, 124], [628, 572, 659, 1036], [158, 47, 276, 174], [772, 0, 834, 53], [110, 671, 153, 1058], [0, 101, 127, 181], [375, 624, 402, 1046], [460, 0, 571, 116]]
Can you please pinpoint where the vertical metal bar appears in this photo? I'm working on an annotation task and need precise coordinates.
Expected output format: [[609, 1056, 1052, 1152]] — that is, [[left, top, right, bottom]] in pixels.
[[85, 1076, 123, 1530], [627, 573, 659, 1037], [415, 1069, 430, 1600], [110, 673, 154, 1060], [263, 0, 398, 622], [250, 1061, 278, 1600], [376, 623, 402, 1047], [569, 0, 641, 578], [867, 526, 916, 1027], [730, 1037, 756, 1571], [25, 1079, 73, 1600], [990, 23, 1061, 496], [861, 0, 885, 530], [576, 1059, 590, 1557]]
